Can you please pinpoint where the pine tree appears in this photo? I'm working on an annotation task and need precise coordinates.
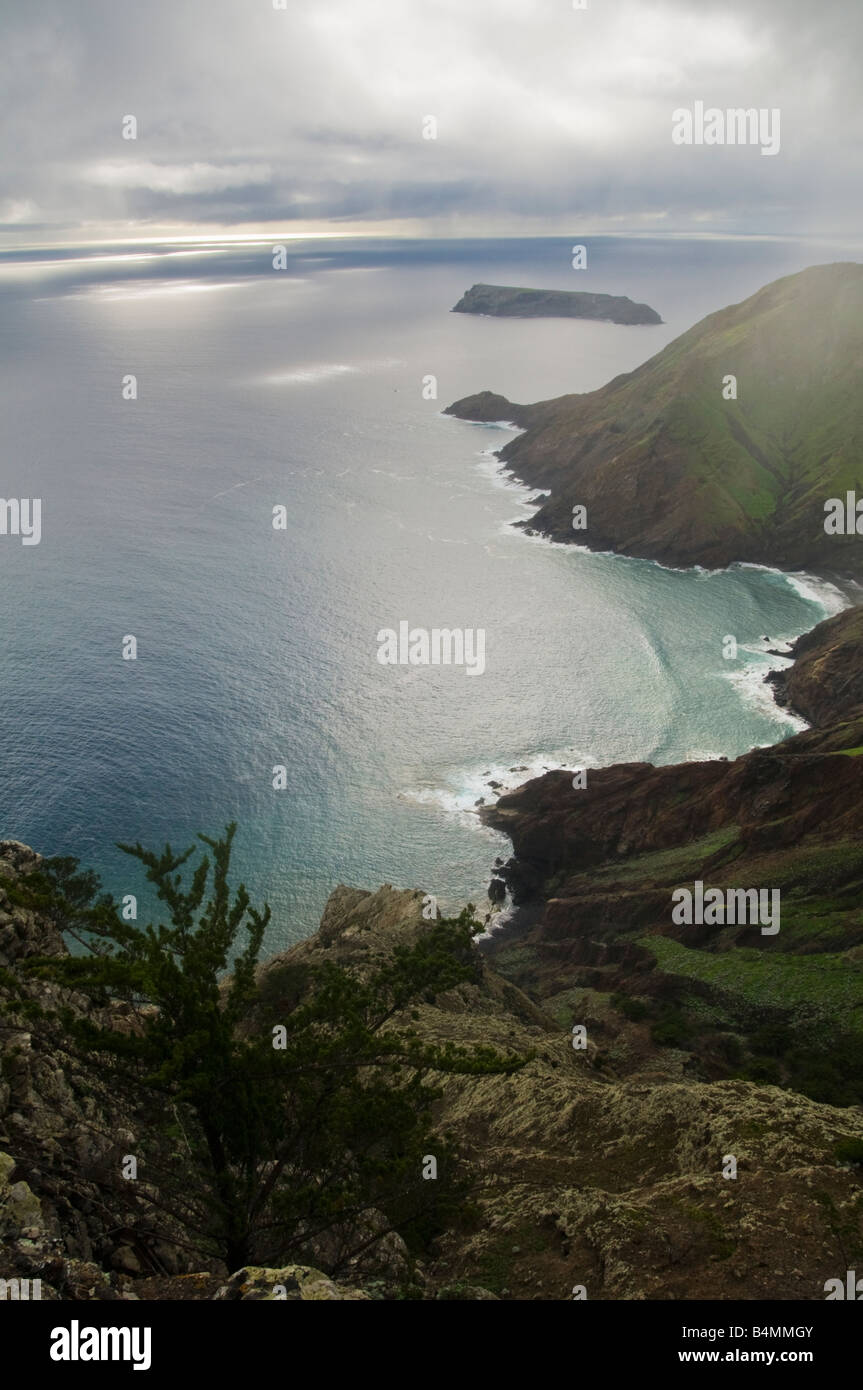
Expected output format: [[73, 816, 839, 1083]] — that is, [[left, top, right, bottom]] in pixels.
[[8, 825, 525, 1275]]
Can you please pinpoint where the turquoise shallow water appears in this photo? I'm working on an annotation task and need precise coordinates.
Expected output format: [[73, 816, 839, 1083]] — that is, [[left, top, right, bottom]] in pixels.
[[0, 236, 853, 948]]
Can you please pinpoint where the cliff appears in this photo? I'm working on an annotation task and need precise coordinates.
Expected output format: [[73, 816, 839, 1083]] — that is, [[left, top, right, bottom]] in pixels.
[[767, 605, 863, 726], [452, 283, 662, 325], [447, 263, 863, 575], [5, 260, 863, 1301], [481, 604, 863, 1115], [3, 808, 863, 1299]]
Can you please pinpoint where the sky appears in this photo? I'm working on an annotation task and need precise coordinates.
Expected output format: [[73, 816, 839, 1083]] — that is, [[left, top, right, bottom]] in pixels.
[[0, 0, 858, 246]]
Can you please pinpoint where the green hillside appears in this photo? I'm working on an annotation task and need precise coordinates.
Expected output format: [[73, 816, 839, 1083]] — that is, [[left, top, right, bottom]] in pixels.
[[448, 263, 863, 573]]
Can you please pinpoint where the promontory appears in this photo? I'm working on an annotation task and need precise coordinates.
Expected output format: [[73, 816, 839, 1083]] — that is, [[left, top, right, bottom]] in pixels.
[[447, 263, 863, 576]]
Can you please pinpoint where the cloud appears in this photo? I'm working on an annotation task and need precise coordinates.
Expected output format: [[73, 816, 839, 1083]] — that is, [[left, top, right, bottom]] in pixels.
[[0, 0, 859, 241], [0, 198, 39, 224], [84, 160, 273, 195]]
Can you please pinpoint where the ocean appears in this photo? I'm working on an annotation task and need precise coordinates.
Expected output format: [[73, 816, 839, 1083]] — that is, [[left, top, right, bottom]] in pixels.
[[0, 234, 856, 948]]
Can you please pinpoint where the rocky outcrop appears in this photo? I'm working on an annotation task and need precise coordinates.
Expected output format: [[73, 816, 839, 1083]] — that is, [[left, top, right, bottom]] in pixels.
[[0, 842, 195, 1297], [452, 283, 662, 325], [213, 1265, 372, 1301], [767, 604, 863, 725], [3, 838, 863, 1300]]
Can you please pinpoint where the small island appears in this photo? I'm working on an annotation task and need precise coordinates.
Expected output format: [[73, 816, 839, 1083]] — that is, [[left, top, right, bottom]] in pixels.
[[451, 282, 662, 325]]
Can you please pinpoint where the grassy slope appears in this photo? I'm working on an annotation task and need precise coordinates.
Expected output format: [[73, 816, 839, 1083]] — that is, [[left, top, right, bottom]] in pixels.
[[485, 606, 863, 1107], [453, 263, 863, 571]]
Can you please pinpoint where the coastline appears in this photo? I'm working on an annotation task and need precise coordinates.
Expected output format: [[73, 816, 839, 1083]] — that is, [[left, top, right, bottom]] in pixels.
[[470, 424, 863, 608], [463, 446, 863, 937]]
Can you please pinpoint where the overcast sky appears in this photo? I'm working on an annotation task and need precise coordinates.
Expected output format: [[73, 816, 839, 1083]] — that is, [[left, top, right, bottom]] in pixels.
[[0, 0, 858, 245]]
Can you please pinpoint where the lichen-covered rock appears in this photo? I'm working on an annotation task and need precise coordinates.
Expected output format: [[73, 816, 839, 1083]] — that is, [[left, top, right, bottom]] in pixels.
[[3, 817, 863, 1302], [0, 1151, 45, 1238], [0, 847, 194, 1280], [213, 1265, 371, 1301], [436, 1284, 499, 1300]]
